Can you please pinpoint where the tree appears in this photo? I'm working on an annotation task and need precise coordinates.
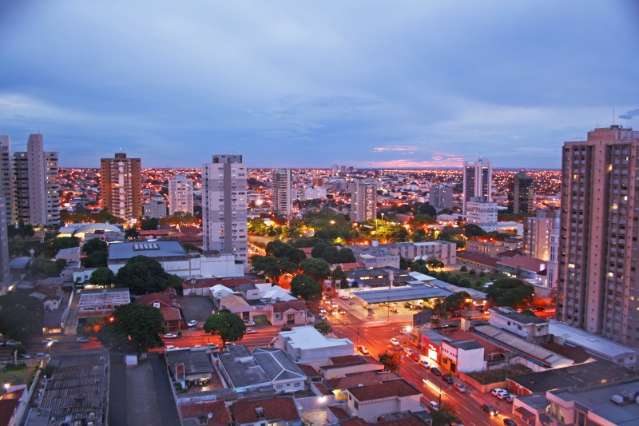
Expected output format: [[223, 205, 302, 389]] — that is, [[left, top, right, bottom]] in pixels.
[[379, 351, 400, 372], [204, 310, 246, 347], [125, 228, 139, 240], [82, 239, 108, 267], [431, 408, 460, 426], [335, 248, 355, 263], [290, 274, 322, 301], [141, 217, 159, 230], [409, 259, 429, 274], [314, 319, 332, 335], [90, 267, 115, 286], [45, 236, 79, 258], [443, 291, 472, 316], [266, 240, 306, 264], [115, 256, 182, 294], [111, 304, 164, 353], [464, 224, 487, 238], [300, 258, 331, 281], [0, 294, 43, 341], [486, 278, 534, 307], [251, 255, 283, 281], [415, 202, 437, 218], [29, 257, 65, 278], [426, 258, 445, 270]]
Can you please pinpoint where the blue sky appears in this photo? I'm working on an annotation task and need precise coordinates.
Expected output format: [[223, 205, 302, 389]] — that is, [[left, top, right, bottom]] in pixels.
[[1, 1, 638, 168]]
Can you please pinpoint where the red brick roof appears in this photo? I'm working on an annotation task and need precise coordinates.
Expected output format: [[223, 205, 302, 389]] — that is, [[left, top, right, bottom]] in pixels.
[[230, 397, 299, 423], [179, 400, 230, 426], [348, 379, 420, 402], [323, 355, 371, 368], [160, 306, 182, 322], [272, 300, 306, 313], [497, 255, 546, 272], [327, 371, 399, 391], [457, 251, 499, 267]]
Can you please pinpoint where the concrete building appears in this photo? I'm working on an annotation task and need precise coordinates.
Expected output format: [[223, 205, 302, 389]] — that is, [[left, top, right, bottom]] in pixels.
[[202, 155, 248, 266], [463, 158, 492, 213], [168, 174, 194, 215], [511, 172, 535, 215], [429, 183, 453, 211], [143, 196, 167, 219], [0, 136, 13, 224], [556, 126, 639, 346], [390, 241, 457, 265], [351, 245, 400, 269], [525, 209, 560, 287], [272, 168, 292, 218], [77, 288, 131, 317], [440, 340, 486, 373], [13, 134, 60, 226], [489, 307, 549, 342], [465, 198, 498, 232], [100, 153, 142, 220], [351, 179, 377, 222], [274, 326, 354, 367], [345, 379, 422, 423], [0, 197, 9, 284]]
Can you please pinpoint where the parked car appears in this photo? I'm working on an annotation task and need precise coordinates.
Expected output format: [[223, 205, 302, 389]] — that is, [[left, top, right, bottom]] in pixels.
[[431, 367, 442, 376], [163, 332, 178, 339], [390, 337, 400, 346], [481, 404, 498, 416], [503, 419, 517, 426], [443, 374, 454, 384], [187, 320, 198, 327], [428, 400, 441, 411], [246, 328, 257, 334], [358, 345, 369, 355], [75, 336, 89, 343], [491, 388, 508, 398], [454, 382, 468, 393], [505, 394, 515, 403], [420, 360, 430, 369]]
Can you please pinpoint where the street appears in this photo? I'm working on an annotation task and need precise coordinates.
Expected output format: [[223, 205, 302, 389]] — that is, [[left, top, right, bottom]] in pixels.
[[160, 325, 280, 350]]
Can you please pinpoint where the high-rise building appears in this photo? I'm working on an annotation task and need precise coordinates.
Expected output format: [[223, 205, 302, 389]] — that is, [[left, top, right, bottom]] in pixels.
[[0, 197, 9, 285], [351, 179, 377, 222], [465, 197, 498, 232], [525, 209, 560, 287], [556, 125, 639, 345], [100, 153, 142, 220], [429, 183, 453, 211], [511, 172, 535, 215], [143, 197, 167, 219], [271, 168, 292, 218], [202, 155, 247, 265], [463, 158, 492, 213], [13, 134, 60, 226], [0, 136, 13, 224], [168, 174, 194, 215]]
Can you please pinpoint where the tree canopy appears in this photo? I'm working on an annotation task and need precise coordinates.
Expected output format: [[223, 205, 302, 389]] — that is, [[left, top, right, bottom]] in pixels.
[[90, 267, 115, 286], [204, 310, 246, 346], [486, 278, 534, 307], [115, 256, 182, 294], [378, 351, 400, 372], [290, 274, 322, 301], [265, 240, 306, 264], [82, 238, 108, 267], [111, 304, 165, 353], [0, 294, 43, 342], [300, 258, 331, 281], [44, 236, 79, 258]]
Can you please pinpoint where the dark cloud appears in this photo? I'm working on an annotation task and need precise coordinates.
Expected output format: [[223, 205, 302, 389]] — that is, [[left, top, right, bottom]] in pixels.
[[620, 109, 639, 120]]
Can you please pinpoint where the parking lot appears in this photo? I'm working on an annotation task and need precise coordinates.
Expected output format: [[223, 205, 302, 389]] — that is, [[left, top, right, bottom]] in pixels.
[[176, 296, 214, 324]]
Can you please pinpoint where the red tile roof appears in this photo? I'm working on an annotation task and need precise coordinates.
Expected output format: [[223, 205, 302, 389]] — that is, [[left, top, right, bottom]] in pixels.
[[272, 300, 306, 313], [230, 397, 299, 424], [348, 379, 420, 402], [327, 371, 399, 390], [497, 255, 546, 272], [160, 306, 182, 322], [321, 355, 375, 368], [179, 400, 230, 426], [457, 251, 499, 267]]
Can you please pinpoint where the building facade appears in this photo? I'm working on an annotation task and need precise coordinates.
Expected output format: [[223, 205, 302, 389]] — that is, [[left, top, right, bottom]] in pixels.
[[202, 155, 248, 266], [0, 136, 13, 224], [143, 197, 167, 219], [168, 174, 194, 215], [391, 241, 457, 265], [525, 209, 560, 287], [556, 125, 639, 346], [0, 197, 9, 284], [429, 183, 453, 211], [100, 153, 142, 220], [465, 198, 498, 232], [351, 178, 377, 222], [13, 134, 60, 226], [271, 168, 292, 218], [463, 158, 492, 213], [511, 172, 535, 215]]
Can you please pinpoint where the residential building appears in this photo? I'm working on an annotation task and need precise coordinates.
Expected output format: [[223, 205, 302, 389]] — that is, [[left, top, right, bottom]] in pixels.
[[440, 339, 486, 373], [429, 183, 453, 211], [0, 197, 9, 284], [202, 154, 248, 266], [143, 196, 167, 218], [465, 197, 498, 232], [137, 289, 183, 332], [179, 400, 231, 426], [13, 134, 60, 226], [100, 152, 142, 219], [466, 237, 521, 257], [274, 326, 354, 367], [272, 168, 292, 218], [77, 288, 131, 318], [345, 379, 422, 423], [229, 397, 301, 426], [489, 307, 549, 342], [0, 136, 13, 223], [556, 125, 639, 346], [318, 355, 384, 380], [166, 348, 214, 390], [351, 245, 400, 269], [463, 158, 492, 213], [389, 241, 457, 265], [525, 209, 560, 287], [511, 172, 535, 215], [351, 179, 377, 222], [168, 174, 194, 215]]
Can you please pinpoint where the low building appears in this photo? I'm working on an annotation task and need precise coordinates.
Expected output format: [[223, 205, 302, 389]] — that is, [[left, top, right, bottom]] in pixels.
[[496, 255, 547, 287], [318, 355, 384, 380], [274, 326, 354, 367], [137, 289, 183, 332], [182, 276, 264, 296], [179, 400, 231, 426], [271, 300, 309, 327], [57, 223, 124, 242], [0, 385, 27, 426], [166, 348, 214, 390], [351, 246, 400, 269], [456, 252, 499, 272], [489, 307, 549, 342], [217, 345, 306, 394], [440, 340, 485, 373], [389, 241, 457, 266], [345, 379, 422, 423], [77, 288, 130, 318], [352, 283, 450, 308], [347, 267, 410, 288], [466, 237, 521, 257], [229, 397, 301, 426]]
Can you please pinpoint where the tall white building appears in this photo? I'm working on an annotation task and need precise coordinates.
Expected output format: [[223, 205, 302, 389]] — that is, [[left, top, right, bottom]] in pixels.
[[13, 134, 60, 226], [168, 174, 194, 215], [271, 168, 292, 218], [202, 155, 247, 266], [463, 158, 492, 213], [465, 198, 498, 232], [0, 136, 13, 224], [351, 179, 377, 222], [0, 197, 9, 284]]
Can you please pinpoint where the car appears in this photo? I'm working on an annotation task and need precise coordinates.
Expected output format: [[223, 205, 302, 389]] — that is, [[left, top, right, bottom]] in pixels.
[[443, 374, 454, 384], [496, 391, 511, 400], [454, 382, 468, 393], [187, 320, 198, 327], [503, 419, 517, 426], [430, 367, 442, 376], [358, 345, 369, 355], [505, 394, 515, 403], [390, 337, 400, 346], [166, 345, 176, 350], [338, 309, 347, 315], [163, 332, 178, 339], [75, 336, 89, 343], [491, 387, 508, 397], [481, 404, 498, 416], [319, 308, 327, 314], [420, 360, 430, 369], [246, 327, 257, 334], [428, 400, 441, 411]]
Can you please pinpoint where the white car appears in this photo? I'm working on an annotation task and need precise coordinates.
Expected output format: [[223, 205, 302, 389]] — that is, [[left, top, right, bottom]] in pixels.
[[245, 328, 257, 334], [454, 382, 468, 393], [428, 400, 441, 411], [390, 337, 400, 346], [340, 294, 350, 300], [187, 320, 198, 327], [163, 332, 178, 339], [491, 388, 509, 399]]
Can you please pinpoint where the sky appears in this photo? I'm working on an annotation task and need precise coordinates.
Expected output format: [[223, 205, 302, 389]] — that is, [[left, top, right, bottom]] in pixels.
[[1, 1, 638, 168]]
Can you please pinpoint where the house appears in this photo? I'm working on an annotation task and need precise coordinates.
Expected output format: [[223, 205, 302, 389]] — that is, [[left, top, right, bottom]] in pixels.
[[274, 326, 354, 367], [489, 307, 549, 342], [218, 295, 252, 323], [271, 300, 309, 327], [440, 340, 485, 373], [324, 370, 400, 402], [216, 345, 306, 394], [229, 397, 301, 426], [166, 348, 214, 390], [351, 245, 400, 269], [388, 241, 457, 266], [137, 289, 183, 332], [179, 400, 231, 426], [319, 355, 384, 380], [182, 276, 264, 296], [345, 379, 422, 423], [77, 288, 130, 318]]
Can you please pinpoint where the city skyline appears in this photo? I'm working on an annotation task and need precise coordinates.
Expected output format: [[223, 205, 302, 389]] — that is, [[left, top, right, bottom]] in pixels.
[[1, 1, 638, 168]]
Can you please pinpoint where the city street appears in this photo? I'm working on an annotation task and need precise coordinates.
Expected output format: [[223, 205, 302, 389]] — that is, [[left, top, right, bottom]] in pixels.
[[160, 325, 280, 350]]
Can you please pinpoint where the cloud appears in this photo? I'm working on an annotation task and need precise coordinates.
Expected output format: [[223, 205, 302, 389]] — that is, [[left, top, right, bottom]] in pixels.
[[367, 154, 464, 169], [371, 145, 418, 153], [619, 108, 639, 120]]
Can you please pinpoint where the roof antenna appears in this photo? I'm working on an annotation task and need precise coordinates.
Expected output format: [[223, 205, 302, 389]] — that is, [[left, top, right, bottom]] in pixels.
[[612, 106, 616, 126]]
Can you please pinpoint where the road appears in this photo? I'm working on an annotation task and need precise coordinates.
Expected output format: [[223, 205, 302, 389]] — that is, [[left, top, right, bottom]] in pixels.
[[160, 325, 280, 350], [328, 303, 514, 426]]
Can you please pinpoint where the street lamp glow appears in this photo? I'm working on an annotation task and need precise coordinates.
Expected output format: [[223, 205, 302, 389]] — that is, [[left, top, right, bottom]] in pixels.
[[3, 383, 10, 391]]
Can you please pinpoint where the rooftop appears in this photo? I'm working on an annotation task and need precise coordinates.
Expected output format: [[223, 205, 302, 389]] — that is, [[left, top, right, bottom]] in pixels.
[[279, 326, 352, 350], [78, 288, 131, 309], [348, 379, 420, 402], [491, 307, 548, 325], [230, 397, 299, 424], [179, 400, 231, 426], [497, 255, 546, 272], [352, 283, 450, 304], [166, 348, 213, 376], [108, 240, 187, 261], [447, 339, 483, 350], [549, 320, 639, 361]]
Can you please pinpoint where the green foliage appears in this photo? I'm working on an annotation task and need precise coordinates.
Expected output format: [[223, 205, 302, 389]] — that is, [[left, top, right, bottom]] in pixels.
[[8, 238, 43, 257], [90, 267, 115, 285], [160, 212, 198, 227], [290, 274, 322, 301], [314, 319, 332, 335], [426, 257, 445, 270], [81, 239, 108, 267], [415, 202, 437, 218], [0, 294, 43, 341], [486, 278, 534, 307], [265, 240, 306, 264], [204, 310, 246, 346], [29, 257, 66, 278], [303, 209, 353, 241], [300, 258, 331, 281], [141, 217, 159, 230], [124, 228, 139, 240], [61, 208, 124, 224], [115, 256, 182, 294], [378, 351, 400, 372], [431, 408, 460, 426], [7, 223, 34, 238], [44, 236, 79, 258], [311, 243, 355, 264], [464, 223, 487, 238], [443, 291, 472, 315], [111, 304, 165, 353], [407, 258, 429, 274]]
